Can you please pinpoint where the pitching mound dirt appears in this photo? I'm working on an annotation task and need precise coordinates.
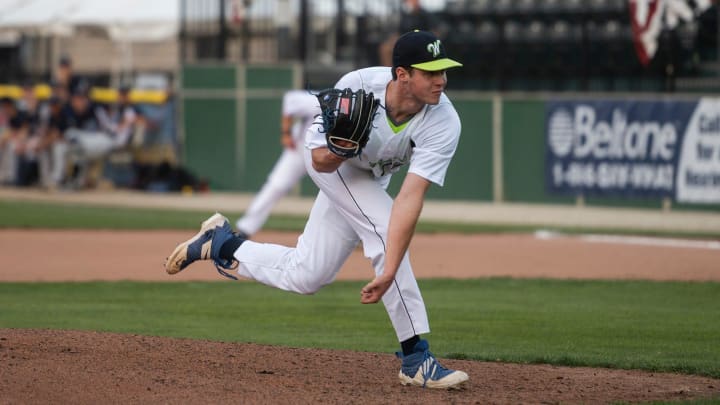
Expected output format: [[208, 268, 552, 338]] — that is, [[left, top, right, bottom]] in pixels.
[[2, 329, 718, 404]]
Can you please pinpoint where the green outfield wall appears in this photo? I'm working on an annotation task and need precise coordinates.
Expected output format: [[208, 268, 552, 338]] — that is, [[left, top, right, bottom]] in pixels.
[[181, 64, 298, 191], [181, 64, 720, 212]]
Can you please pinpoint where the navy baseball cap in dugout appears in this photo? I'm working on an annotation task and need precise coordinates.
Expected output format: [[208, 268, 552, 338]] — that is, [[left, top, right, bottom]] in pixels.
[[392, 30, 463, 72]]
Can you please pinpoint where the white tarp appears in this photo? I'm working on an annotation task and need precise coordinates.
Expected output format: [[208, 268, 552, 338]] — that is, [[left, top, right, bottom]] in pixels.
[[0, 0, 178, 41], [0, 0, 76, 36]]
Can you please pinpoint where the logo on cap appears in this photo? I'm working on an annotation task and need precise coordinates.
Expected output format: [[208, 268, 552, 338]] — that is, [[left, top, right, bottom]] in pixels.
[[427, 40, 442, 58], [392, 30, 463, 72]]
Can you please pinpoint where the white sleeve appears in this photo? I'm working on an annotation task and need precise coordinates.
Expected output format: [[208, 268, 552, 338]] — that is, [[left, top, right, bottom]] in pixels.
[[408, 103, 461, 187], [283, 91, 320, 118], [94, 106, 117, 133]]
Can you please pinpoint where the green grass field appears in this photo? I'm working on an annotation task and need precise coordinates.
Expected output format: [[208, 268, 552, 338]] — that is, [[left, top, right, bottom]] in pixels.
[[1, 199, 719, 383], [1, 279, 718, 379]]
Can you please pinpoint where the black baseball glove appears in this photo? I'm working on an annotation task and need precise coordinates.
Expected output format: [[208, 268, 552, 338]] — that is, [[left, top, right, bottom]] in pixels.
[[316, 88, 380, 159]]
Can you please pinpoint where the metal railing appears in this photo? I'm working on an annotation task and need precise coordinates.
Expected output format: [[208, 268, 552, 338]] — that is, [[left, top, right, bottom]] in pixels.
[[180, 0, 398, 63], [179, 0, 719, 92]]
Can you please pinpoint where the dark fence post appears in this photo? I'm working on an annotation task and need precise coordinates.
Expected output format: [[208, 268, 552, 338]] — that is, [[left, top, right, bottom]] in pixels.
[[179, 0, 186, 63], [299, 0, 308, 62], [336, 0, 345, 59], [218, 0, 227, 60]]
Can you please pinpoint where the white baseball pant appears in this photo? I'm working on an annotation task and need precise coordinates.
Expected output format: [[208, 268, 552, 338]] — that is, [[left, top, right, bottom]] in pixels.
[[233, 148, 430, 342]]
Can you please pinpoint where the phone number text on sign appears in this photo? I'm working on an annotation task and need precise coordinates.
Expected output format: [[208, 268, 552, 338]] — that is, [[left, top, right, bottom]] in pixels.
[[551, 162, 674, 192]]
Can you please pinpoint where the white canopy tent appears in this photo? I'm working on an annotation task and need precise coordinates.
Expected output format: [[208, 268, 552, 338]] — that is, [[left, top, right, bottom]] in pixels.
[[0, 0, 179, 83], [0, 0, 179, 41]]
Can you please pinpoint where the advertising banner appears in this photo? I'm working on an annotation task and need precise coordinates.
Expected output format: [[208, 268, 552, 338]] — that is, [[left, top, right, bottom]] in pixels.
[[545, 99, 720, 204], [675, 98, 720, 204]]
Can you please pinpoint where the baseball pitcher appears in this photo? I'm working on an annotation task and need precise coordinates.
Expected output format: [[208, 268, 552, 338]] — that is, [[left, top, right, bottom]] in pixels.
[[166, 30, 467, 389]]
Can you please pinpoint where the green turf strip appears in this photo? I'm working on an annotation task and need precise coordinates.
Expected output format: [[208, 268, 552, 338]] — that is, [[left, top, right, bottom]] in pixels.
[[1, 278, 718, 379], [1, 199, 719, 238]]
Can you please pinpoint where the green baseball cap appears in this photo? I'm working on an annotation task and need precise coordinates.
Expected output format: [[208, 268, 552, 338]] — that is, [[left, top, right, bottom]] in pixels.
[[392, 30, 463, 72]]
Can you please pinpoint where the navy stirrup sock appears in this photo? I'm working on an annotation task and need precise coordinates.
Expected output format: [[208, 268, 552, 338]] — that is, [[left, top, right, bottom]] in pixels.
[[219, 236, 244, 262], [401, 335, 420, 356]]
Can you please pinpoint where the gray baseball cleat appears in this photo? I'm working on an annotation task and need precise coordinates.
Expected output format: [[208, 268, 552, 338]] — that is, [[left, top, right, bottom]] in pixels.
[[397, 339, 469, 389], [165, 213, 239, 279]]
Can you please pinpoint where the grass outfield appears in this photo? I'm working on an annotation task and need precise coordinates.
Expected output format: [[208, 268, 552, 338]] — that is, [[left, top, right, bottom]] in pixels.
[[1, 279, 718, 379]]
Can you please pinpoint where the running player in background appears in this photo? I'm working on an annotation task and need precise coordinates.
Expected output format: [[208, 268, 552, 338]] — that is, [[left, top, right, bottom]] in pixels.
[[234, 90, 320, 239], [166, 30, 468, 389]]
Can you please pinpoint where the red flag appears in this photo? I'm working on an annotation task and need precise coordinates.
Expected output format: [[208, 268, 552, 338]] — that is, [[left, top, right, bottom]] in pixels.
[[629, 0, 664, 66], [629, 0, 715, 66]]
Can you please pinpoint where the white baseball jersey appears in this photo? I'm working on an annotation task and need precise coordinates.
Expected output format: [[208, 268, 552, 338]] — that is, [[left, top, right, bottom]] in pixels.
[[283, 90, 320, 143], [306, 67, 461, 186]]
